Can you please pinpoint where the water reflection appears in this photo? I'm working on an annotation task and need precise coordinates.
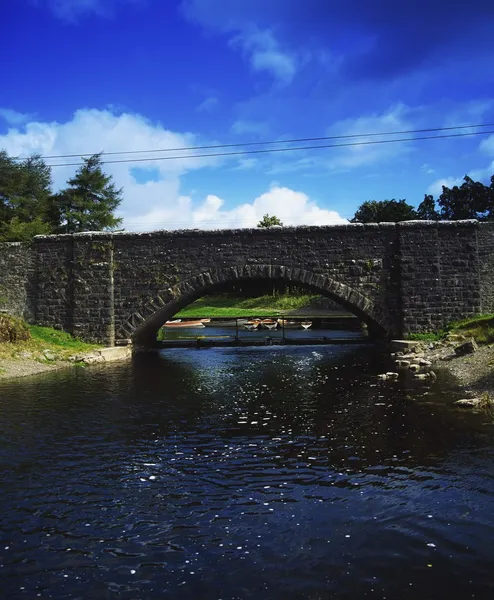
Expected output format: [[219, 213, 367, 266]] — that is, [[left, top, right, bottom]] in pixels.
[[1, 344, 494, 599]]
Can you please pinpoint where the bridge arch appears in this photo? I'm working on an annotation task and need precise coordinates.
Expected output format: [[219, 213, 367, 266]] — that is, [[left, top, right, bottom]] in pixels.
[[122, 264, 391, 347]]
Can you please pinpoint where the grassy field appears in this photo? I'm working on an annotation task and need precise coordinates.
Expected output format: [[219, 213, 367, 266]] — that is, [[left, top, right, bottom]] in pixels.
[[0, 316, 100, 361], [176, 293, 321, 318]]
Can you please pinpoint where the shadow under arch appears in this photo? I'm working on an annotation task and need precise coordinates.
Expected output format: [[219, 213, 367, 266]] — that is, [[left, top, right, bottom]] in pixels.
[[122, 264, 392, 347]]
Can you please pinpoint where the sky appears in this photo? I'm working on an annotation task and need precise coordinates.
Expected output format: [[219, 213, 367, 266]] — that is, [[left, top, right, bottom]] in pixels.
[[1, 0, 494, 230]]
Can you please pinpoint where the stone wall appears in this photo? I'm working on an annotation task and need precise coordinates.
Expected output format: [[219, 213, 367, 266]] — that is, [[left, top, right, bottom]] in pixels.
[[0, 242, 34, 321], [399, 220, 482, 334], [478, 222, 494, 314], [2, 221, 494, 345]]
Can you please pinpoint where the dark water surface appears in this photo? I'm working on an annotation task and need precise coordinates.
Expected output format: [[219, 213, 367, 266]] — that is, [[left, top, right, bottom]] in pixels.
[[1, 342, 494, 600]]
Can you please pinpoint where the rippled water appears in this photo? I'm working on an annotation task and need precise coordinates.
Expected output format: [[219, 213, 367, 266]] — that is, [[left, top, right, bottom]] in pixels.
[[1, 342, 494, 599]]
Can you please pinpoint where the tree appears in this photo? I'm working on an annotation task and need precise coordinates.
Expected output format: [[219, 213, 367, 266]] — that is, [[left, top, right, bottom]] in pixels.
[[351, 199, 417, 223], [257, 214, 283, 227], [416, 194, 439, 220], [437, 175, 494, 221], [0, 151, 54, 241], [50, 153, 123, 233]]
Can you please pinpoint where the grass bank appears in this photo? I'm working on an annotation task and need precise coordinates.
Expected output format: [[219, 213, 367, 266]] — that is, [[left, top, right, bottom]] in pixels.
[[0, 315, 100, 362], [407, 314, 494, 344], [176, 293, 321, 318]]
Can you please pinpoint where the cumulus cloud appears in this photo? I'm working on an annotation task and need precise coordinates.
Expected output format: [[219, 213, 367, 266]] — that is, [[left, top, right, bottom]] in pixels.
[[0, 107, 345, 231], [129, 185, 347, 231], [0, 108, 33, 126]]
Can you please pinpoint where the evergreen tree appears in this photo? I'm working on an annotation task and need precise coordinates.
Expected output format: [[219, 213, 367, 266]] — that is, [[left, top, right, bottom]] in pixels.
[[0, 151, 53, 241], [51, 153, 123, 233]]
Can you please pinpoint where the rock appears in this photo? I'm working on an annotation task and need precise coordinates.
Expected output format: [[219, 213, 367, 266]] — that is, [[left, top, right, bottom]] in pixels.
[[42, 349, 57, 361], [386, 372, 399, 380], [395, 360, 411, 368], [413, 371, 437, 381], [440, 352, 456, 361], [391, 340, 420, 352], [454, 338, 478, 356], [409, 364, 421, 373], [446, 334, 466, 342], [454, 398, 483, 408], [377, 372, 399, 381], [413, 373, 428, 380], [418, 358, 432, 367], [19, 351, 33, 359]]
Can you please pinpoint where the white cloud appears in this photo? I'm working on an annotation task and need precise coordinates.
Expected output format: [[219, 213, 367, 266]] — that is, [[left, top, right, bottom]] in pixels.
[[231, 28, 297, 83], [325, 104, 414, 170], [0, 108, 345, 231], [420, 163, 435, 175], [196, 97, 219, 113], [0, 108, 33, 126], [41, 0, 140, 21], [427, 177, 463, 196], [480, 134, 494, 156], [231, 119, 269, 136], [468, 161, 494, 182], [118, 185, 347, 231]]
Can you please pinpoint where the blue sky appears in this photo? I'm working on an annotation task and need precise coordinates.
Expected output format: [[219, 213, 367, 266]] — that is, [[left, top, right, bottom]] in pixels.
[[1, 0, 494, 229]]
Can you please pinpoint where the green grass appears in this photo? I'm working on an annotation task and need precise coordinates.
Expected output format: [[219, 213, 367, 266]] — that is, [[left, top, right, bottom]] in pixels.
[[176, 293, 320, 318], [0, 321, 100, 361], [29, 326, 100, 354], [407, 332, 445, 342], [448, 314, 494, 344], [407, 314, 494, 345]]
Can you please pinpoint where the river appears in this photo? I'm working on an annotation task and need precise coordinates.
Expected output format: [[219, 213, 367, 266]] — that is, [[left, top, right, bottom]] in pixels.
[[1, 338, 494, 599]]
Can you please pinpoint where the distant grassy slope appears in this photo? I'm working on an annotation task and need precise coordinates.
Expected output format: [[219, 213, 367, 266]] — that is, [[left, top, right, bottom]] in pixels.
[[176, 293, 320, 318]]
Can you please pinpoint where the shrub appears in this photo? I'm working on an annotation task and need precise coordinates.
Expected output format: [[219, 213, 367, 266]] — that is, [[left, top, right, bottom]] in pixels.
[[0, 314, 31, 343]]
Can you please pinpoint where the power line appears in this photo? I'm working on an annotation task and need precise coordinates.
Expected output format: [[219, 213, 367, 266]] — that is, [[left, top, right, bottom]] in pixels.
[[13, 122, 494, 162], [46, 129, 494, 167]]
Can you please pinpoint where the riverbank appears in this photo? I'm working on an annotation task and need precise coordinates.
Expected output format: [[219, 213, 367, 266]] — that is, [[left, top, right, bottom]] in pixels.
[[0, 318, 131, 380], [390, 335, 494, 399], [437, 343, 494, 395]]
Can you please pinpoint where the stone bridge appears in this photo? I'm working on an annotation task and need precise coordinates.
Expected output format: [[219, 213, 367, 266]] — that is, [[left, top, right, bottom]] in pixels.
[[1, 220, 494, 346]]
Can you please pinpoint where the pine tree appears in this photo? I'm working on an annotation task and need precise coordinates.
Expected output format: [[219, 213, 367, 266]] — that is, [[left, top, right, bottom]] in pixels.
[[0, 151, 54, 241], [51, 153, 123, 233]]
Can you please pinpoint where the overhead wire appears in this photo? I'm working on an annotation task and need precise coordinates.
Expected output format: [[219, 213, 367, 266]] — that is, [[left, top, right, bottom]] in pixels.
[[11, 122, 494, 163], [42, 129, 494, 167]]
